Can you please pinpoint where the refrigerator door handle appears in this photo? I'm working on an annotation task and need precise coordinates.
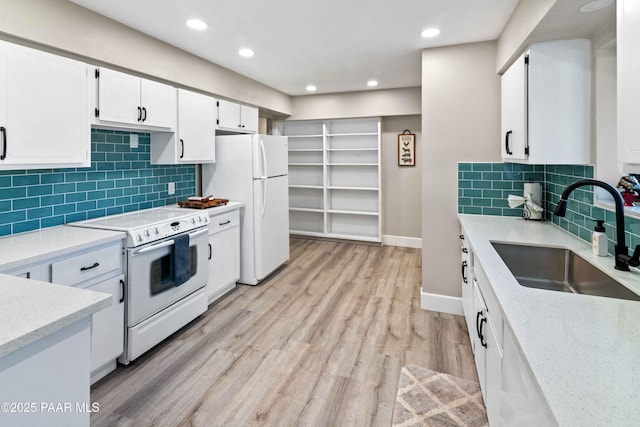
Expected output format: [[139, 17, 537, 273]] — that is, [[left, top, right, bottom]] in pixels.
[[261, 177, 267, 217], [260, 138, 268, 178]]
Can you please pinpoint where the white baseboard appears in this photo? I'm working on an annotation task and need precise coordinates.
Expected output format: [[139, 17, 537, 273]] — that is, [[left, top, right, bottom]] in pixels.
[[382, 235, 422, 248], [421, 291, 463, 315]]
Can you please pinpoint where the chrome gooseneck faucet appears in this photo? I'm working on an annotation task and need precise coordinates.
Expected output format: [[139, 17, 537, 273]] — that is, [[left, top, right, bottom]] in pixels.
[[553, 179, 640, 271]]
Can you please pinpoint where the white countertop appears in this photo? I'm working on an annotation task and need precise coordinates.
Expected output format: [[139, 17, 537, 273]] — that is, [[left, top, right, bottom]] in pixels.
[[0, 274, 110, 358], [0, 225, 125, 272], [458, 215, 640, 427]]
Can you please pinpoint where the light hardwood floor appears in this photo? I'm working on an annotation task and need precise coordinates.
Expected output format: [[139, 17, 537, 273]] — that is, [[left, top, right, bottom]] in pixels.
[[91, 238, 476, 426]]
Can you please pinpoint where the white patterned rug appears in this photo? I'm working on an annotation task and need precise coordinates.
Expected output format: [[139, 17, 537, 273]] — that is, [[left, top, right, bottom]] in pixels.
[[392, 365, 488, 427]]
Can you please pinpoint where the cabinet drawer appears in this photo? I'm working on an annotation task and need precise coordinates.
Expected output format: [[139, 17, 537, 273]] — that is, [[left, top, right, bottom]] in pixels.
[[51, 243, 123, 286], [208, 210, 240, 234]]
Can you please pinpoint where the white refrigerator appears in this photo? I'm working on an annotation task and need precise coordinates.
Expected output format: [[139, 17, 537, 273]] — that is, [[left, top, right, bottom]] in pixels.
[[202, 134, 289, 285]]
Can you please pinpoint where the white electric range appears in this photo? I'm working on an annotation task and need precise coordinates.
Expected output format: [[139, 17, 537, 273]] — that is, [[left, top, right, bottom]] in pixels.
[[70, 207, 210, 364]]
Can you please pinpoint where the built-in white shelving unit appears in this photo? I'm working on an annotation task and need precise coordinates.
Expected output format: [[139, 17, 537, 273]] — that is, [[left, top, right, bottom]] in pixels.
[[278, 117, 381, 242]]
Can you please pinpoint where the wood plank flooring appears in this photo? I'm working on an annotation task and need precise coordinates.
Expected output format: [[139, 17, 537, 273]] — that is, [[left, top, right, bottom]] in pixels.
[[90, 238, 476, 427]]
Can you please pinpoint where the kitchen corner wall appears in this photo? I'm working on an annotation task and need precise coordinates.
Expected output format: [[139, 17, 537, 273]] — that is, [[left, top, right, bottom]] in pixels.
[[421, 41, 502, 302], [0, 129, 196, 236], [458, 162, 640, 256]]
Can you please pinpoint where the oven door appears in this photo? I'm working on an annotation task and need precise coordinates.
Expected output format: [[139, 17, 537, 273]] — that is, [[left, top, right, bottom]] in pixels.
[[127, 227, 208, 326]]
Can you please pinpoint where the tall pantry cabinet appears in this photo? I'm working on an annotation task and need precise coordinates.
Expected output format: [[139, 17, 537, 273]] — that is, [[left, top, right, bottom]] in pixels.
[[278, 117, 381, 243]]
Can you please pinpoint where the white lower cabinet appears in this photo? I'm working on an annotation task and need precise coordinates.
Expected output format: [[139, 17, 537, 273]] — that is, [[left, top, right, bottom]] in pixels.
[[2, 239, 126, 384], [500, 325, 557, 426], [460, 231, 475, 349], [83, 274, 125, 383], [207, 209, 240, 304], [461, 223, 555, 426], [462, 224, 503, 426]]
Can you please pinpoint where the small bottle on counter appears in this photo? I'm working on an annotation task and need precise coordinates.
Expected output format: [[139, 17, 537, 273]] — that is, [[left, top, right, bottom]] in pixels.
[[592, 219, 608, 257]]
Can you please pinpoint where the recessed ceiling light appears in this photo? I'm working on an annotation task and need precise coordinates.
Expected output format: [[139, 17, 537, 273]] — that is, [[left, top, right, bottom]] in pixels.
[[238, 48, 254, 58], [421, 27, 441, 38], [306, 85, 317, 92], [580, 0, 614, 12], [186, 19, 207, 30], [367, 80, 379, 87]]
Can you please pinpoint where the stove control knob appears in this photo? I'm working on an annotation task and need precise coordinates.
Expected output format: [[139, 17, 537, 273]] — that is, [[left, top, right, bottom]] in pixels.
[[154, 227, 159, 234], [190, 217, 196, 224], [197, 216, 202, 222], [144, 229, 151, 237], [136, 234, 142, 242]]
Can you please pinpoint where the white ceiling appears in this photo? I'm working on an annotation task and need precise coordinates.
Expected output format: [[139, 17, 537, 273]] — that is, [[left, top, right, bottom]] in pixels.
[[69, 0, 520, 96]]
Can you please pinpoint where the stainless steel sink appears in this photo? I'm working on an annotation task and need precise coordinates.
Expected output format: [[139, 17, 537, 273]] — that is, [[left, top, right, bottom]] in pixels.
[[491, 242, 640, 301]]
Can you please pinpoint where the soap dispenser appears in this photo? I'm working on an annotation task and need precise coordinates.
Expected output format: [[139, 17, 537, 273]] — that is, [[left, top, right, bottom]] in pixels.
[[592, 219, 608, 257]]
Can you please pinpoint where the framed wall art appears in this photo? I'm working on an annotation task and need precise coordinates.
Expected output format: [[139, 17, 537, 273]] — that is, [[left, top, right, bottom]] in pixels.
[[398, 130, 415, 166]]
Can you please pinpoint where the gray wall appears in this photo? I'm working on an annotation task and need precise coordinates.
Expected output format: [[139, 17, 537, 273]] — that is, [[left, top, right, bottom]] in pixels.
[[496, 0, 556, 72], [289, 87, 420, 121], [0, 0, 291, 116], [382, 116, 422, 239], [421, 41, 501, 297]]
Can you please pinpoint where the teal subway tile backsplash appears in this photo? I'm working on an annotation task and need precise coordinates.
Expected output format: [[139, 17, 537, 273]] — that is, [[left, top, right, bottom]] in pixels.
[[458, 162, 640, 256], [0, 129, 196, 237], [458, 162, 544, 217]]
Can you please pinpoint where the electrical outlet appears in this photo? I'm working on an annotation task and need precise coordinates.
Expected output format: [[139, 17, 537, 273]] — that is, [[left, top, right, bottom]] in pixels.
[[129, 134, 139, 148], [168, 182, 175, 195]]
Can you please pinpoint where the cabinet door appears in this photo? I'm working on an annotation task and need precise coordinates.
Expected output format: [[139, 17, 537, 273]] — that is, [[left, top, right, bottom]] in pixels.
[[618, 0, 640, 164], [472, 280, 488, 396], [500, 326, 557, 426], [97, 67, 141, 126], [177, 89, 216, 162], [501, 52, 527, 160], [0, 42, 89, 168], [208, 225, 240, 302], [460, 232, 474, 350], [140, 78, 176, 129], [485, 320, 502, 426], [86, 275, 125, 374], [240, 104, 259, 133], [217, 99, 241, 130]]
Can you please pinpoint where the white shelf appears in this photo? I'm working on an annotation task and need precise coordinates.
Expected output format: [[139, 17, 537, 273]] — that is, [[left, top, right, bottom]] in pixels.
[[327, 132, 378, 137], [326, 209, 379, 216], [290, 184, 323, 189], [327, 186, 378, 191], [326, 148, 378, 152], [279, 117, 381, 243], [290, 207, 324, 213], [327, 163, 378, 166]]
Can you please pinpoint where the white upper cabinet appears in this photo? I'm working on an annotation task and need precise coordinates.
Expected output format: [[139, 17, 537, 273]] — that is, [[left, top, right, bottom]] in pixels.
[[617, 0, 640, 164], [501, 39, 591, 164], [151, 89, 216, 164], [217, 99, 258, 133], [94, 67, 176, 130], [0, 41, 90, 169]]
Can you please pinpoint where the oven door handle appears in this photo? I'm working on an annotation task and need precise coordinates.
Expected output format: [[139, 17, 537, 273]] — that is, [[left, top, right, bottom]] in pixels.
[[132, 228, 208, 255], [133, 239, 175, 255]]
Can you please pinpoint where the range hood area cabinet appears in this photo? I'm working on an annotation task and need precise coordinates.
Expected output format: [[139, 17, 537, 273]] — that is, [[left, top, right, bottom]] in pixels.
[[92, 66, 176, 131], [0, 40, 90, 169], [217, 99, 258, 133], [501, 39, 591, 165], [618, 0, 640, 165], [151, 89, 217, 164]]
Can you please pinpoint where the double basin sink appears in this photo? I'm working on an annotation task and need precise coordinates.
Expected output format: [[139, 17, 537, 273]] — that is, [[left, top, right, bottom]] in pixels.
[[491, 242, 640, 301]]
